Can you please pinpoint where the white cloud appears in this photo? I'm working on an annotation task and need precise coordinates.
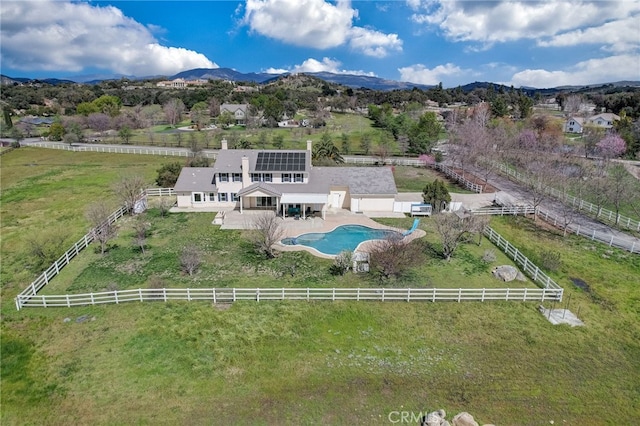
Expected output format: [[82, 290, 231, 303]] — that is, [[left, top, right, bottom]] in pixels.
[[243, 0, 401, 57], [411, 1, 640, 45], [509, 54, 640, 88], [538, 15, 640, 53], [0, 1, 217, 76], [398, 63, 463, 85], [265, 57, 376, 76]]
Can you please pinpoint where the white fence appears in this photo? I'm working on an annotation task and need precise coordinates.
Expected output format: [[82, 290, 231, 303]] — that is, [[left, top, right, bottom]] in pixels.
[[433, 163, 484, 193], [494, 162, 640, 232], [14, 203, 564, 309], [472, 203, 639, 254], [24, 142, 218, 159], [16, 286, 561, 308], [15, 205, 128, 301], [145, 188, 175, 197], [483, 227, 562, 290]]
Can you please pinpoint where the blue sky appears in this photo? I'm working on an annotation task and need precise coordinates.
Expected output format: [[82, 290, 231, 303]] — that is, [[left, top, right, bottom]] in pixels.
[[1, 0, 638, 88]]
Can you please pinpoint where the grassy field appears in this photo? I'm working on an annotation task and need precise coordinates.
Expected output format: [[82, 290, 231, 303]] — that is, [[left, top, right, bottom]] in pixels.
[[2, 148, 640, 425]]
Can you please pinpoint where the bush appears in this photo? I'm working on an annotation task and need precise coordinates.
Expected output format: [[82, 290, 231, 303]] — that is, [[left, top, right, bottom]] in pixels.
[[539, 250, 562, 272], [329, 251, 352, 275]]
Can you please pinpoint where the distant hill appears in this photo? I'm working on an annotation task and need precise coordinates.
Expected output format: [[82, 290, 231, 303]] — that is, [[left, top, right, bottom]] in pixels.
[[1, 75, 76, 86], [168, 68, 433, 91]]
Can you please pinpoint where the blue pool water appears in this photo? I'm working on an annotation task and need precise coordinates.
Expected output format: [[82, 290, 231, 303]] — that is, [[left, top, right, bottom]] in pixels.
[[281, 224, 402, 256]]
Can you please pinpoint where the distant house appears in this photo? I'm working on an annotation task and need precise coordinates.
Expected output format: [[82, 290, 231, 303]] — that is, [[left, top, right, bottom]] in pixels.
[[564, 113, 620, 134], [564, 116, 585, 133], [19, 116, 54, 126], [173, 140, 398, 218], [220, 104, 249, 125], [156, 78, 207, 89]]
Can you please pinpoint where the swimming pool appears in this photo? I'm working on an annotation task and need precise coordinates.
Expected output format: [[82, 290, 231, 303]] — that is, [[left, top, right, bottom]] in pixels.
[[281, 224, 402, 256]]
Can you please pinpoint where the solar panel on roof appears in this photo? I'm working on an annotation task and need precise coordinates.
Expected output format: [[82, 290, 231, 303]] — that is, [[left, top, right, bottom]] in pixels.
[[255, 152, 306, 171]]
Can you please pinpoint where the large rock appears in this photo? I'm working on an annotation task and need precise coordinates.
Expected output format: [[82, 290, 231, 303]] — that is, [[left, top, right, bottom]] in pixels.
[[422, 410, 450, 426], [492, 265, 519, 282], [452, 412, 479, 426]]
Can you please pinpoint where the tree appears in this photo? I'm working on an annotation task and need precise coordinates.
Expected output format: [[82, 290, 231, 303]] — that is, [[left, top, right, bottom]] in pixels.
[[433, 213, 471, 261], [340, 133, 350, 154], [249, 213, 284, 259], [87, 112, 111, 134], [25, 227, 69, 270], [605, 164, 636, 224], [48, 122, 65, 141], [180, 245, 202, 276], [63, 131, 79, 146], [76, 101, 99, 116], [422, 179, 451, 213], [407, 111, 441, 154], [163, 98, 185, 127], [118, 125, 133, 144], [132, 217, 150, 254], [517, 94, 534, 119], [217, 110, 235, 128], [93, 95, 122, 117], [3, 106, 13, 128], [313, 133, 344, 164], [114, 175, 147, 215], [156, 162, 182, 187], [273, 134, 284, 149], [369, 235, 421, 281], [596, 133, 626, 159], [330, 251, 353, 276], [360, 132, 372, 155], [190, 101, 209, 130], [86, 202, 117, 255]]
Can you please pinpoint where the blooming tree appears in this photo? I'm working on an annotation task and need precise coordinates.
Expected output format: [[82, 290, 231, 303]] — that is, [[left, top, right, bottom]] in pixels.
[[596, 134, 626, 159]]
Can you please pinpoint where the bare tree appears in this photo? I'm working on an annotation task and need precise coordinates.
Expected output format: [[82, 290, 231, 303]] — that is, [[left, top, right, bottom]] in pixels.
[[132, 217, 150, 253], [25, 227, 69, 270], [369, 235, 421, 281], [605, 163, 636, 224], [180, 245, 202, 276], [249, 213, 284, 259], [563, 94, 583, 114], [433, 213, 473, 261], [86, 202, 117, 255], [468, 215, 490, 245], [163, 98, 185, 127], [113, 175, 147, 215]]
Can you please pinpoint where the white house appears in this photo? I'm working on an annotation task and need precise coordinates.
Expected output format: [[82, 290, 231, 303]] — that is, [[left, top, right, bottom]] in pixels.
[[564, 113, 620, 134], [173, 140, 398, 218], [219, 104, 249, 125]]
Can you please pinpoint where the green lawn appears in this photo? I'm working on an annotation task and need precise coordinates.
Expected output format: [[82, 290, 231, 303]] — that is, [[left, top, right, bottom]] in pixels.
[[2, 148, 640, 425]]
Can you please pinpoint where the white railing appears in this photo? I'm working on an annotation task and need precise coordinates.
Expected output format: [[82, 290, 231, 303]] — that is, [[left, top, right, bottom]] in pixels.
[[494, 162, 640, 232], [14, 205, 128, 304], [145, 188, 175, 197], [536, 208, 639, 254], [15, 286, 562, 308], [478, 200, 640, 255], [472, 206, 536, 216], [483, 227, 563, 290], [433, 163, 484, 193], [24, 142, 217, 159]]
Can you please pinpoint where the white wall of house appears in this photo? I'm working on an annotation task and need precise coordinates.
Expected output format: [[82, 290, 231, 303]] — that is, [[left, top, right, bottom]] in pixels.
[[355, 197, 395, 212], [176, 191, 222, 208], [329, 189, 349, 209]]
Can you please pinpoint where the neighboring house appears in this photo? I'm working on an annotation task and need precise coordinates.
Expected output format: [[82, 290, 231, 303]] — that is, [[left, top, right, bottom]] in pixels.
[[564, 113, 620, 134], [220, 104, 249, 125], [588, 113, 620, 129], [173, 140, 398, 218], [564, 116, 585, 133]]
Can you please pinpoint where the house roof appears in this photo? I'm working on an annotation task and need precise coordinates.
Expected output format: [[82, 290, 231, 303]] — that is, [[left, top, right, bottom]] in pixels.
[[589, 113, 620, 122], [220, 103, 248, 113], [212, 149, 312, 174], [313, 167, 398, 195], [237, 182, 282, 197], [566, 116, 585, 124], [173, 167, 216, 192]]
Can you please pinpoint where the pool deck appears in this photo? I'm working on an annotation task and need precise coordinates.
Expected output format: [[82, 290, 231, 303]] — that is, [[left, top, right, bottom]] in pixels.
[[216, 208, 425, 258]]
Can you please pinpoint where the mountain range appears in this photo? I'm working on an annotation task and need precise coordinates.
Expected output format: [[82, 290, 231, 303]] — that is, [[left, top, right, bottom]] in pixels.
[[2, 67, 639, 93]]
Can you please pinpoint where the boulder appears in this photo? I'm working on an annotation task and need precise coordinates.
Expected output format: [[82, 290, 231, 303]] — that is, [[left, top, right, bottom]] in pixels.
[[452, 412, 479, 426], [492, 265, 519, 282], [422, 410, 449, 426]]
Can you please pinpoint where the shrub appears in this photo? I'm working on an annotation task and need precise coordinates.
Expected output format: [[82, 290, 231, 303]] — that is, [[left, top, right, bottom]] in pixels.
[[329, 251, 352, 275]]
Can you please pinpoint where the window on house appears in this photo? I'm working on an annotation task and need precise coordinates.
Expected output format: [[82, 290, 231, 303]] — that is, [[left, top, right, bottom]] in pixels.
[[218, 193, 228, 202], [209, 193, 216, 201], [282, 173, 291, 182], [231, 193, 239, 202], [193, 193, 203, 203], [219, 173, 229, 182], [232, 173, 242, 182], [251, 173, 273, 182], [257, 197, 274, 207], [294, 173, 303, 183]]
